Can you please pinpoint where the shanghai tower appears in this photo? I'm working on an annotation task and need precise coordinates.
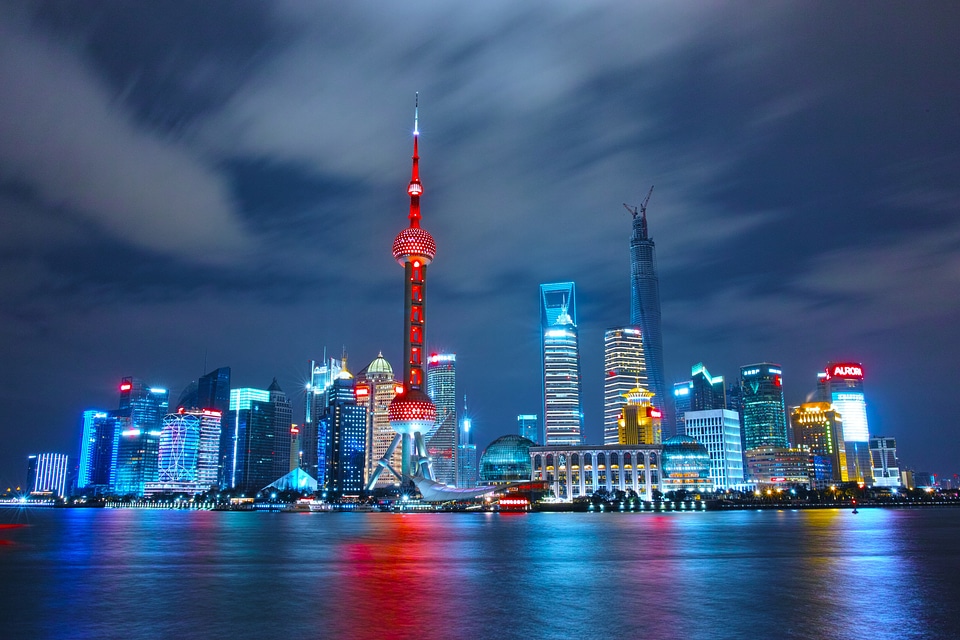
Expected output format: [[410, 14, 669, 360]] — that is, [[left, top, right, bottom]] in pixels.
[[627, 189, 669, 434]]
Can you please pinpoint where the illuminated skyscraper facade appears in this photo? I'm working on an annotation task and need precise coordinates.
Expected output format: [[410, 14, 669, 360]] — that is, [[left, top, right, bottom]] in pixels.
[[869, 436, 901, 488], [790, 402, 847, 486], [145, 409, 221, 496], [674, 363, 726, 434], [517, 414, 539, 444], [627, 197, 668, 433], [111, 378, 169, 496], [77, 409, 114, 494], [740, 364, 788, 451], [320, 369, 368, 497], [27, 453, 68, 497], [427, 353, 458, 486], [303, 356, 342, 481], [224, 387, 271, 491], [358, 353, 401, 488], [541, 282, 583, 446], [683, 409, 743, 490], [457, 410, 478, 488], [268, 379, 292, 482], [603, 326, 646, 445], [818, 362, 872, 483]]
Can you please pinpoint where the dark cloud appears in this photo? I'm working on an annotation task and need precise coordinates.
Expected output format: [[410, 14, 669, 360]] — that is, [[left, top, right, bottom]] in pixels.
[[1, 1, 959, 486]]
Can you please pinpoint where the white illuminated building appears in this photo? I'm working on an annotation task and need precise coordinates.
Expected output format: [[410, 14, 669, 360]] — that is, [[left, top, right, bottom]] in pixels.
[[820, 362, 872, 483], [603, 327, 646, 445], [683, 409, 744, 490]]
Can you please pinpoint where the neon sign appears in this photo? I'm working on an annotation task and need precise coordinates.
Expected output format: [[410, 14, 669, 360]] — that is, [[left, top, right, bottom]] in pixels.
[[829, 363, 863, 379], [119, 382, 132, 392]]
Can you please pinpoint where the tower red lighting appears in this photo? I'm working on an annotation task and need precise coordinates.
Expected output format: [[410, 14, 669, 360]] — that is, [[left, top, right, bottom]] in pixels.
[[389, 94, 437, 434]]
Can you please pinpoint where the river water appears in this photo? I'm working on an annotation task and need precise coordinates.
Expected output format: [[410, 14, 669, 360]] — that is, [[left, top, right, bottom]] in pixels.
[[1, 507, 958, 639]]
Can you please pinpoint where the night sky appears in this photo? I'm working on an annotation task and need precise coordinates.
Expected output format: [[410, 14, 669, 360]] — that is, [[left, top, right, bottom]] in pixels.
[[2, 2, 959, 487]]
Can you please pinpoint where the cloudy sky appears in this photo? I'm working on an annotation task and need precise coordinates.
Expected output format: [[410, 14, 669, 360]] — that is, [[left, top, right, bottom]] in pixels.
[[1, 1, 958, 486]]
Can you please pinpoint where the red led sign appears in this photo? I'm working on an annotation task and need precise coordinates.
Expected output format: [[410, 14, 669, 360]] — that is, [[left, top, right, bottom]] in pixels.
[[828, 363, 864, 380]]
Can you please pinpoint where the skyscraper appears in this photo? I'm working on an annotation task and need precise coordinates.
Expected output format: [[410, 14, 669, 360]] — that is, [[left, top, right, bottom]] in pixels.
[[224, 387, 271, 492], [367, 96, 439, 489], [268, 379, 293, 482], [27, 453, 68, 497], [818, 362, 872, 484], [357, 353, 401, 489], [790, 402, 847, 486], [603, 326, 646, 445], [517, 414, 539, 444], [303, 356, 342, 481], [319, 366, 367, 498], [145, 408, 221, 496], [112, 378, 169, 496], [683, 409, 744, 490], [674, 363, 726, 434], [740, 364, 788, 451], [457, 401, 478, 488], [426, 353, 457, 486], [77, 409, 115, 495], [869, 436, 901, 488], [540, 282, 583, 446], [627, 191, 668, 433]]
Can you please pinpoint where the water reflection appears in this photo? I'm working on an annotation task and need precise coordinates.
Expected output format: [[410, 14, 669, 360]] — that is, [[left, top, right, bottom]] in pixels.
[[0, 509, 958, 639]]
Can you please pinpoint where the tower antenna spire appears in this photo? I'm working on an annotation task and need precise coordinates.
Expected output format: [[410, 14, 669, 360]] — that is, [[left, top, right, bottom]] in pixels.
[[407, 93, 423, 227]]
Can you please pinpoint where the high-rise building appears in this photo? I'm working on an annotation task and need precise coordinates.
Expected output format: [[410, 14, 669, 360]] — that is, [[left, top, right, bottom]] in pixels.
[[224, 387, 272, 492], [683, 409, 743, 490], [356, 353, 400, 489], [517, 414, 539, 444], [818, 362, 872, 484], [268, 379, 293, 482], [672, 381, 693, 435], [426, 353, 458, 486], [617, 387, 662, 445], [177, 367, 231, 413], [740, 364, 788, 451], [790, 402, 847, 486], [111, 378, 169, 496], [674, 363, 726, 435], [77, 409, 115, 495], [603, 327, 646, 445], [320, 366, 368, 498], [303, 356, 342, 481], [27, 453, 68, 497], [870, 436, 901, 488], [457, 405, 478, 488], [627, 192, 668, 434], [540, 282, 583, 446], [145, 408, 222, 496]]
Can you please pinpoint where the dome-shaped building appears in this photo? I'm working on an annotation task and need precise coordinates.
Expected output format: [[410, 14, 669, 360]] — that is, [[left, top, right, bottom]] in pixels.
[[660, 435, 714, 493], [479, 435, 535, 485], [365, 352, 394, 379]]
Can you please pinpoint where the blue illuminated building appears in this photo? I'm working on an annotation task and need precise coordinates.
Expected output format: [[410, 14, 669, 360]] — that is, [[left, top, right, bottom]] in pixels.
[[740, 364, 788, 451], [111, 377, 169, 496], [540, 282, 583, 446], [517, 414, 539, 445], [224, 387, 272, 492], [76, 409, 116, 495], [320, 368, 367, 498], [627, 194, 668, 434]]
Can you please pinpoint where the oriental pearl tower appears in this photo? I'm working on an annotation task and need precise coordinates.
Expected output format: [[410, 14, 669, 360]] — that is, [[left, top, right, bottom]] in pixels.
[[365, 95, 438, 489]]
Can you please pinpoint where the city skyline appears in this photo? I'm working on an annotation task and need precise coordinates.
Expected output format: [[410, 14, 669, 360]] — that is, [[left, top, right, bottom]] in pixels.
[[1, 3, 959, 484]]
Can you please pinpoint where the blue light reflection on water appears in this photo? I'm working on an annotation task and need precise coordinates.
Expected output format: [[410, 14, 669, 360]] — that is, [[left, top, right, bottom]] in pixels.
[[1, 508, 958, 639]]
